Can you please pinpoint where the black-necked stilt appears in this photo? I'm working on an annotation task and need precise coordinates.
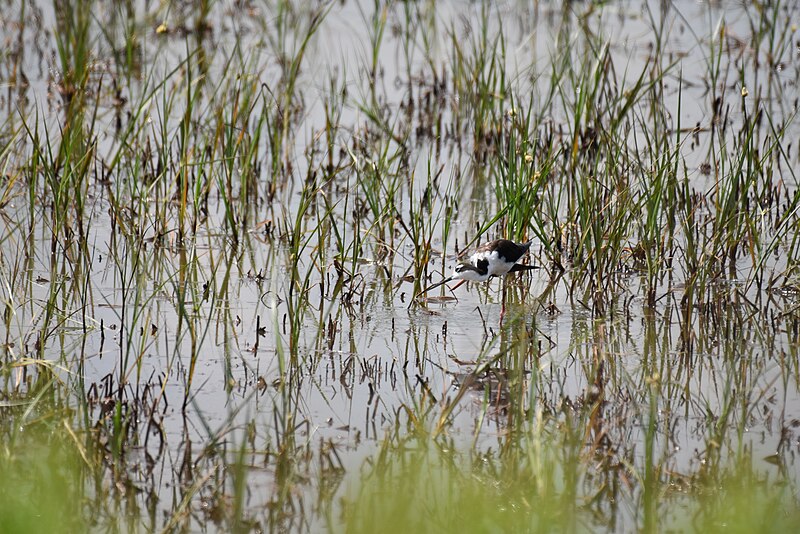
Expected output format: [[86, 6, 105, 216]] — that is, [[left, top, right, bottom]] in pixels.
[[419, 239, 538, 295]]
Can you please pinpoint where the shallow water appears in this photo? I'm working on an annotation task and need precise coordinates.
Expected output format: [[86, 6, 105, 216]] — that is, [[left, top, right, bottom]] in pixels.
[[1, 0, 800, 531]]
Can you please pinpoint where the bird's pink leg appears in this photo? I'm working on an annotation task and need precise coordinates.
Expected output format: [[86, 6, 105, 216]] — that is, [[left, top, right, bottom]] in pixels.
[[451, 279, 468, 290], [500, 278, 507, 325]]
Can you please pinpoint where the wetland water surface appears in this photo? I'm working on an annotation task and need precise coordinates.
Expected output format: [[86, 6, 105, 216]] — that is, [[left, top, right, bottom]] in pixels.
[[1, 0, 800, 532]]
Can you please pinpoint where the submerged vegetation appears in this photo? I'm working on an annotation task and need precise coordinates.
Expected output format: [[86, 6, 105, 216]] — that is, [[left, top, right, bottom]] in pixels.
[[1, 0, 800, 531]]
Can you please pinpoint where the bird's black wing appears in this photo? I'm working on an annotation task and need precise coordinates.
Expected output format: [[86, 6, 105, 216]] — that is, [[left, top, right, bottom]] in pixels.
[[508, 263, 539, 273]]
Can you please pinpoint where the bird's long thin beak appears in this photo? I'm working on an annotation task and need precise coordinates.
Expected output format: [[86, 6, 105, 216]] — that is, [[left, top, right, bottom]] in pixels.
[[414, 276, 453, 299]]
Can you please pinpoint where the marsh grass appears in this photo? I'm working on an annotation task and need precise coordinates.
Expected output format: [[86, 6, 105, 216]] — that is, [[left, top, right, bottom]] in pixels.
[[1, 0, 799, 531]]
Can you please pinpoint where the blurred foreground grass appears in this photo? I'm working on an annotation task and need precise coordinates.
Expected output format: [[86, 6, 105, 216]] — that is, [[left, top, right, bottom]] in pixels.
[[0, 389, 87, 533], [342, 435, 800, 533]]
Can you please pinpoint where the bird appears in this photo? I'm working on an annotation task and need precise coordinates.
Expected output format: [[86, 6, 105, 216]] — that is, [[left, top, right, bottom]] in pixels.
[[418, 239, 538, 295]]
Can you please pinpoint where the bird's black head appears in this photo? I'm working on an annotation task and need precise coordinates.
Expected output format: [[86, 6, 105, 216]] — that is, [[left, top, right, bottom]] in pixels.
[[453, 259, 489, 278], [455, 263, 476, 274]]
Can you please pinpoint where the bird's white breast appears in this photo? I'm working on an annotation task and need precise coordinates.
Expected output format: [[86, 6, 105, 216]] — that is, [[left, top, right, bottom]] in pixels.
[[470, 250, 513, 277]]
